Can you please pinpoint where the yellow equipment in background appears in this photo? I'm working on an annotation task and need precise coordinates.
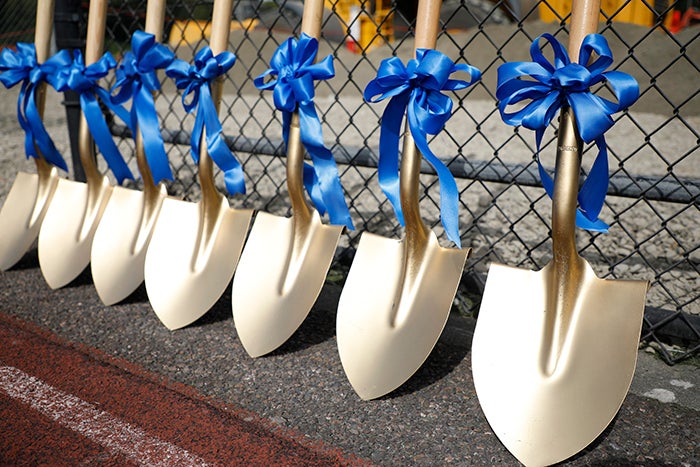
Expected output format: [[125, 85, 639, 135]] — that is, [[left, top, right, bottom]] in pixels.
[[539, 0, 672, 27], [327, 0, 394, 53]]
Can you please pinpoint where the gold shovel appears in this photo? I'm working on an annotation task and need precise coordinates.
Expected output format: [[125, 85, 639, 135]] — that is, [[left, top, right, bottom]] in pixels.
[[230, 0, 347, 358], [143, 0, 253, 330], [471, 0, 649, 464], [91, 0, 171, 305], [336, 0, 471, 401], [37, 0, 117, 289], [0, 0, 60, 271]]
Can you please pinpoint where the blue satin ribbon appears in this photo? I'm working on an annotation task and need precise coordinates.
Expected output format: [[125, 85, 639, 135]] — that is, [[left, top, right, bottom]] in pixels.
[[0, 43, 68, 171], [46, 49, 134, 184], [254, 33, 354, 230], [497, 33, 639, 232], [111, 30, 175, 185], [364, 49, 481, 247], [165, 47, 245, 195]]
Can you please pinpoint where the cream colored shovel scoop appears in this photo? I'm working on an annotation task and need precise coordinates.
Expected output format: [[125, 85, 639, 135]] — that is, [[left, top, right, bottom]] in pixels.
[[471, 2, 649, 464], [144, 0, 253, 330], [0, 0, 60, 271], [231, 0, 346, 358], [91, 0, 170, 305], [336, 0, 471, 401], [38, 0, 117, 289]]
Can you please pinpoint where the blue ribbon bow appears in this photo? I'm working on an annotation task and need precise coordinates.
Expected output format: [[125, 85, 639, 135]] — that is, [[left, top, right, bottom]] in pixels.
[[0, 43, 68, 171], [254, 33, 354, 229], [46, 49, 134, 184], [496, 33, 639, 232], [364, 49, 481, 247], [111, 30, 175, 185], [165, 47, 245, 195]]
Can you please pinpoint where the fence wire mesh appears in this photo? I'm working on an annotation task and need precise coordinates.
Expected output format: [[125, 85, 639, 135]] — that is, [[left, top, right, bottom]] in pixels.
[[1, 0, 698, 363]]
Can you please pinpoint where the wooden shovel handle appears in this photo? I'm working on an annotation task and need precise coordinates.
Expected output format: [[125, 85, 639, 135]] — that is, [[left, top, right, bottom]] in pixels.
[[145, 0, 167, 42], [301, 0, 325, 39], [415, 0, 442, 49], [569, 0, 601, 57]]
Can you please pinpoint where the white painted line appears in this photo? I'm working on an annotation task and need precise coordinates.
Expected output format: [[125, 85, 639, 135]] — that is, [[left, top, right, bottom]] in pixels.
[[0, 366, 211, 467]]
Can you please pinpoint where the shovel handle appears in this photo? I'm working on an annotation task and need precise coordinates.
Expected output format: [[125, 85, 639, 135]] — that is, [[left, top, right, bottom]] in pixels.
[[145, 0, 167, 40], [78, 0, 108, 188], [400, 0, 443, 245], [136, 0, 167, 197], [197, 0, 233, 207], [283, 0, 328, 223], [33, 0, 55, 180], [550, 0, 601, 264], [301, 0, 325, 38]]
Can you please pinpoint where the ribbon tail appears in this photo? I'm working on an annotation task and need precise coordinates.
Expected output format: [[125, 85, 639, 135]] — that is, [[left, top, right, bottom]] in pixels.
[[17, 81, 38, 160], [408, 111, 462, 248], [298, 102, 353, 229], [134, 86, 172, 184], [25, 83, 68, 171], [378, 94, 409, 226], [302, 162, 326, 216], [576, 137, 609, 232], [200, 85, 245, 195], [96, 87, 133, 135], [80, 93, 133, 184]]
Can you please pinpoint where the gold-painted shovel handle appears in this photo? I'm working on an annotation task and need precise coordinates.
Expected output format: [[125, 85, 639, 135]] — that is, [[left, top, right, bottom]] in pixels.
[[80, 0, 108, 189], [551, 0, 601, 265], [283, 0, 326, 226], [397, 0, 443, 276], [136, 0, 168, 196], [196, 0, 234, 245]]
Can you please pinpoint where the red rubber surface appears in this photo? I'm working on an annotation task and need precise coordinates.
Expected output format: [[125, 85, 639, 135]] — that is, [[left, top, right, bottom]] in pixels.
[[0, 312, 367, 466]]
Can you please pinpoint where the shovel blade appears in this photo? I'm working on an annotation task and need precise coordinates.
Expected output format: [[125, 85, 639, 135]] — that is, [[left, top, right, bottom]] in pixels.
[[37, 179, 111, 289], [0, 172, 56, 271], [91, 186, 165, 305], [144, 197, 253, 330], [337, 232, 468, 400], [231, 211, 343, 357], [472, 262, 647, 466]]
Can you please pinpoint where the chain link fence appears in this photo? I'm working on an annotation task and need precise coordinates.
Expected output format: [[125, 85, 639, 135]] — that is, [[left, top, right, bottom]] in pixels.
[[2, 0, 698, 363]]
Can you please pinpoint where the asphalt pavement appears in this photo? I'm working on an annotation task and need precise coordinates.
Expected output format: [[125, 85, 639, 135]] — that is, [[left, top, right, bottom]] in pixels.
[[0, 246, 697, 466]]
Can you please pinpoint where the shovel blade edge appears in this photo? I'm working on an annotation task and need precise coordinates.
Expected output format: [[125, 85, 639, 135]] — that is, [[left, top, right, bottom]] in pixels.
[[472, 262, 648, 466], [232, 211, 343, 357], [337, 232, 468, 400], [144, 198, 253, 330], [0, 173, 53, 271], [91, 186, 164, 305], [38, 179, 111, 289]]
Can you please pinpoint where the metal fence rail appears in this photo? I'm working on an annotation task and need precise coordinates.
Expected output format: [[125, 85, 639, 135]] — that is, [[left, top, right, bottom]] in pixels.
[[4, 0, 700, 363]]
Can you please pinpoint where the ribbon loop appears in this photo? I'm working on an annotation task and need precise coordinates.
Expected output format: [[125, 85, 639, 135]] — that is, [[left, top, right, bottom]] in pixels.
[[46, 49, 134, 184], [363, 48, 481, 247], [0, 43, 68, 170], [166, 46, 245, 195], [497, 33, 639, 232], [254, 33, 353, 229], [111, 30, 175, 185]]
